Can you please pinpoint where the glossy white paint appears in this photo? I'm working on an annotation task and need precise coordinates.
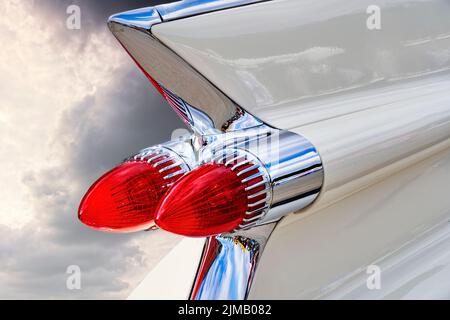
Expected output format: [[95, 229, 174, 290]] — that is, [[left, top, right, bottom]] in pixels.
[[251, 147, 450, 299], [152, 0, 450, 129], [128, 237, 204, 300], [293, 72, 450, 211], [320, 220, 450, 299], [247, 71, 450, 298]]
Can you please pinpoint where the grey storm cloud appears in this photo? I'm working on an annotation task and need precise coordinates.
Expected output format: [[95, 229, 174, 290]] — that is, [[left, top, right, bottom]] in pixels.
[[0, 0, 184, 299], [60, 67, 184, 183], [34, 0, 170, 27], [32, 0, 173, 45]]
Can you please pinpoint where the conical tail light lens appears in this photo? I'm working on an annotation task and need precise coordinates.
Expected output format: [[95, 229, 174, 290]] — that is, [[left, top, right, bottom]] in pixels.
[[78, 149, 188, 233], [155, 152, 270, 237]]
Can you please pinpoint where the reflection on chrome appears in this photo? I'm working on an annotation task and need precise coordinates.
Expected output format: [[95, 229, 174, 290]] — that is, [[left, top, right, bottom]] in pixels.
[[191, 235, 261, 300], [204, 130, 324, 227], [159, 83, 262, 135], [108, 1, 270, 32], [156, 0, 268, 22], [108, 7, 161, 30], [191, 223, 275, 300]]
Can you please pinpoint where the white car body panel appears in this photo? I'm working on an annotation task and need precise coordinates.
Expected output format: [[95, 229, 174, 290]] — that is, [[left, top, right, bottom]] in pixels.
[[251, 147, 450, 299], [152, 0, 450, 128], [128, 237, 204, 300], [320, 220, 450, 300], [292, 73, 450, 212]]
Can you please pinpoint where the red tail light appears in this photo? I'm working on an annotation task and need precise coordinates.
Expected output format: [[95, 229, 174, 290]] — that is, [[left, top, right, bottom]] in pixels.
[[78, 150, 188, 233], [155, 152, 270, 237]]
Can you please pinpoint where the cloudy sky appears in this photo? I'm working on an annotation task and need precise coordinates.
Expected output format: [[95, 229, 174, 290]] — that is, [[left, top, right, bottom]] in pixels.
[[0, 0, 185, 299]]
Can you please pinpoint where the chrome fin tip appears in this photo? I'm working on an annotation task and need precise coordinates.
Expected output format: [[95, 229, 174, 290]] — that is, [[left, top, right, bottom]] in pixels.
[[107, 7, 161, 31]]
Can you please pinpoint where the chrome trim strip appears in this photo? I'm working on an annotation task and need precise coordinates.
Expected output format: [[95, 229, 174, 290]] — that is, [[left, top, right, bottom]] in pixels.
[[236, 164, 260, 176], [156, 0, 268, 22], [158, 162, 182, 173], [245, 180, 265, 191], [231, 159, 251, 170], [242, 216, 263, 224], [153, 157, 173, 167], [241, 172, 264, 183], [163, 170, 186, 180], [228, 157, 248, 168], [248, 199, 267, 207], [246, 206, 267, 215], [247, 188, 270, 199]]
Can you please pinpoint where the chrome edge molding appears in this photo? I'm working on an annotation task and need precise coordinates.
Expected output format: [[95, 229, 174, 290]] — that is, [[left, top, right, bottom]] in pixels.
[[156, 0, 268, 22], [108, 4, 264, 135]]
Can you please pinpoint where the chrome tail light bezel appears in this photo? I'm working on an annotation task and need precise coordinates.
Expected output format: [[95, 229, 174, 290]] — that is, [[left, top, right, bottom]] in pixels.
[[127, 145, 192, 185], [200, 128, 324, 232], [210, 148, 273, 231]]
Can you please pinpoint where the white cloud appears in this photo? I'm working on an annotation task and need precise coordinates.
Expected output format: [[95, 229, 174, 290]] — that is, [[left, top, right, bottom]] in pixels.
[[0, 0, 125, 227]]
